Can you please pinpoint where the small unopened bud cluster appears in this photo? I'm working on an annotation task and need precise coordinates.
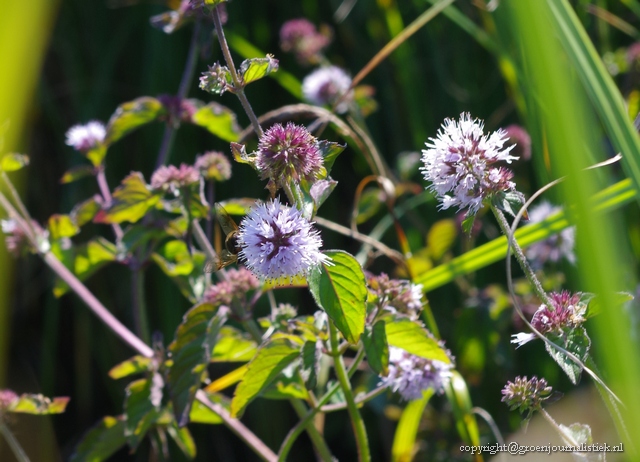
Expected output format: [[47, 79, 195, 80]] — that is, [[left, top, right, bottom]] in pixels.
[[150, 164, 200, 193], [367, 272, 424, 320], [501, 376, 553, 414], [195, 151, 232, 182], [199, 62, 233, 95], [202, 268, 260, 306]]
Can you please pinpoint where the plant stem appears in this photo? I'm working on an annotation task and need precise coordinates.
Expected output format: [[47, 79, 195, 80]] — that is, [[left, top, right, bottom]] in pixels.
[[289, 399, 334, 462], [131, 264, 150, 345], [538, 408, 579, 447], [155, 20, 201, 169], [0, 421, 30, 462], [95, 167, 123, 241], [328, 321, 370, 462], [211, 5, 263, 137]]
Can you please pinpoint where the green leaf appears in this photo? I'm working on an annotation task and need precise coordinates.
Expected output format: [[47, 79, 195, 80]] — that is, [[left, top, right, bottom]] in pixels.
[[230, 337, 301, 418], [0, 152, 29, 171], [188, 392, 228, 424], [191, 102, 241, 142], [53, 237, 117, 297], [391, 390, 434, 462], [211, 326, 257, 362], [444, 370, 481, 446], [385, 318, 451, 364], [124, 374, 164, 449], [151, 240, 194, 276], [262, 374, 309, 400], [300, 341, 320, 389], [100, 172, 160, 224], [238, 55, 279, 85], [356, 188, 383, 225], [108, 355, 153, 380], [166, 421, 196, 459], [307, 250, 367, 344], [70, 416, 127, 462], [559, 422, 594, 446], [168, 304, 226, 426], [362, 320, 389, 375], [545, 327, 591, 385], [105, 97, 164, 145], [71, 196, 101, 227], [427, 219, 458, 261], [9, 393, 70, 414], [60, 165, 95, 184], [48, 214, 80, 240], [319, 141, 347, 176]]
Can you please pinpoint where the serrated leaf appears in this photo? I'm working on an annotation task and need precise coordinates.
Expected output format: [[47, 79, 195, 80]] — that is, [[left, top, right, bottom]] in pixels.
[[106, 97, 164, 145], [124, 375, 163, 449], [191, 102, 241, 142], [545, 327, 591, 385], [385, 318, 451, 364], [189, 392, 229, 424], [427, 219, 458, 261], [211, 326, 257, 362], [48, 214, 80, 240], [60, 165, 95, 184], [168, 304, 226, 426], [239, 55, 279, 85], [166, 421, 196, 459], [9, 394, 69, 414], [70, 416, 127, 462], [54, 237, 117, 297], [230, 337, 300, 418], [307, 250, 367, 344], [319, 141, 346, 176], [300, 341, 320, 389], [109, 355, 153, 380], [71, 196, 101, 227], [100, 172, 160, 224], [362, 320, 389, 375], [0, 152, 29, 172], [230, 142, 258, 168]]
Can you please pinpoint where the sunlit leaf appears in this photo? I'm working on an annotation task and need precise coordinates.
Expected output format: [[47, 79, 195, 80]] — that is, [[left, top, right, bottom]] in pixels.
[[362, 320, 389, 375], [105, 97, 164, 145], [263, 374, 309, 400], [545, 327, 591, 385], [205, 365, 248, 393], [99, 172, 160, 224], [124, 374, 164, 449], [238, 55, 279, 85], [70, 416, 126, 462], [71, 196, 101, 227], [385, 318, 451, 364], [307, 250, 367, 344], [211, 326, 257, 362], [444, 371, 481, 446], [166, 421, 196, 459], [230, 337, 301, 418], [189, 391, 229, 424], [168, 304, 226, 426], [391, 390, 434, 462], [108, 355, 153, 380], [319, 141, 347, 176], [60, 165, 95, 184], [9, 393, 69, 414], [191, 102, 241, 142], [427, 219, 457, 261], [151, 240, 194, 276], [300, 341, 320, 389], [48, 214, 80, 240], [0, 152, 29, 171]]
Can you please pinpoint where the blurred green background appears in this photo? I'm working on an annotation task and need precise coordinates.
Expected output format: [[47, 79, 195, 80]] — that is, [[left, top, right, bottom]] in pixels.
[[2, 0, 640, 460]]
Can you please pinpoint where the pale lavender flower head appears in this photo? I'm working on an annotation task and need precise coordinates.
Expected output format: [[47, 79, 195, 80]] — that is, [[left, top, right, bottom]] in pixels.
[[511, 291, 586, 348], [379, 346, 454, 400], [237, 198, 330, 281], [65, 121, 106, 152], [525, 202, 576, 269], [501, 376, 553, 415], [302, 66, 353, 113], [421, 113, 520, 216], [280, 19, 330, 64], [195, 151, 232, 182], [256, 123, 324, 188], [150, 164, 200, 192]]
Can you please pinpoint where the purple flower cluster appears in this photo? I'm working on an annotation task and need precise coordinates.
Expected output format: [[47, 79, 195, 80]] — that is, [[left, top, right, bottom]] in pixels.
[[237, 198, 330, 281], [195, 151, 232, 182], [367, 273, 424, 320], [379, 346, 453, 400], [202, 268, 260, 306], [501, 376, 553, 414], [421, 113, 520, 216], [280, 18, 330, 64], [150, 164, 200, 192]]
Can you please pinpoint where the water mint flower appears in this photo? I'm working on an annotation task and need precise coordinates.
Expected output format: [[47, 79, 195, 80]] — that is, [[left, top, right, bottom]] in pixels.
[[511, 291, 586, 348], [379, 346, 454, 400], [256, 123, 323, 189], [65, 121, 106, 152], [421, 113, 521, 216], [525, 202, 576, 269], [195, 151, 232, 182], [302, 66, 353, 113], [501, 376, 553, 416], [150, 164, 200, 193], [237, 198, 330, 281]]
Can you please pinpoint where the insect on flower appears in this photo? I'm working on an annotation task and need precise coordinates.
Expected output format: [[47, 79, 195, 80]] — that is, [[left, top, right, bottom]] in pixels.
[[204, 204, 242, 272]]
